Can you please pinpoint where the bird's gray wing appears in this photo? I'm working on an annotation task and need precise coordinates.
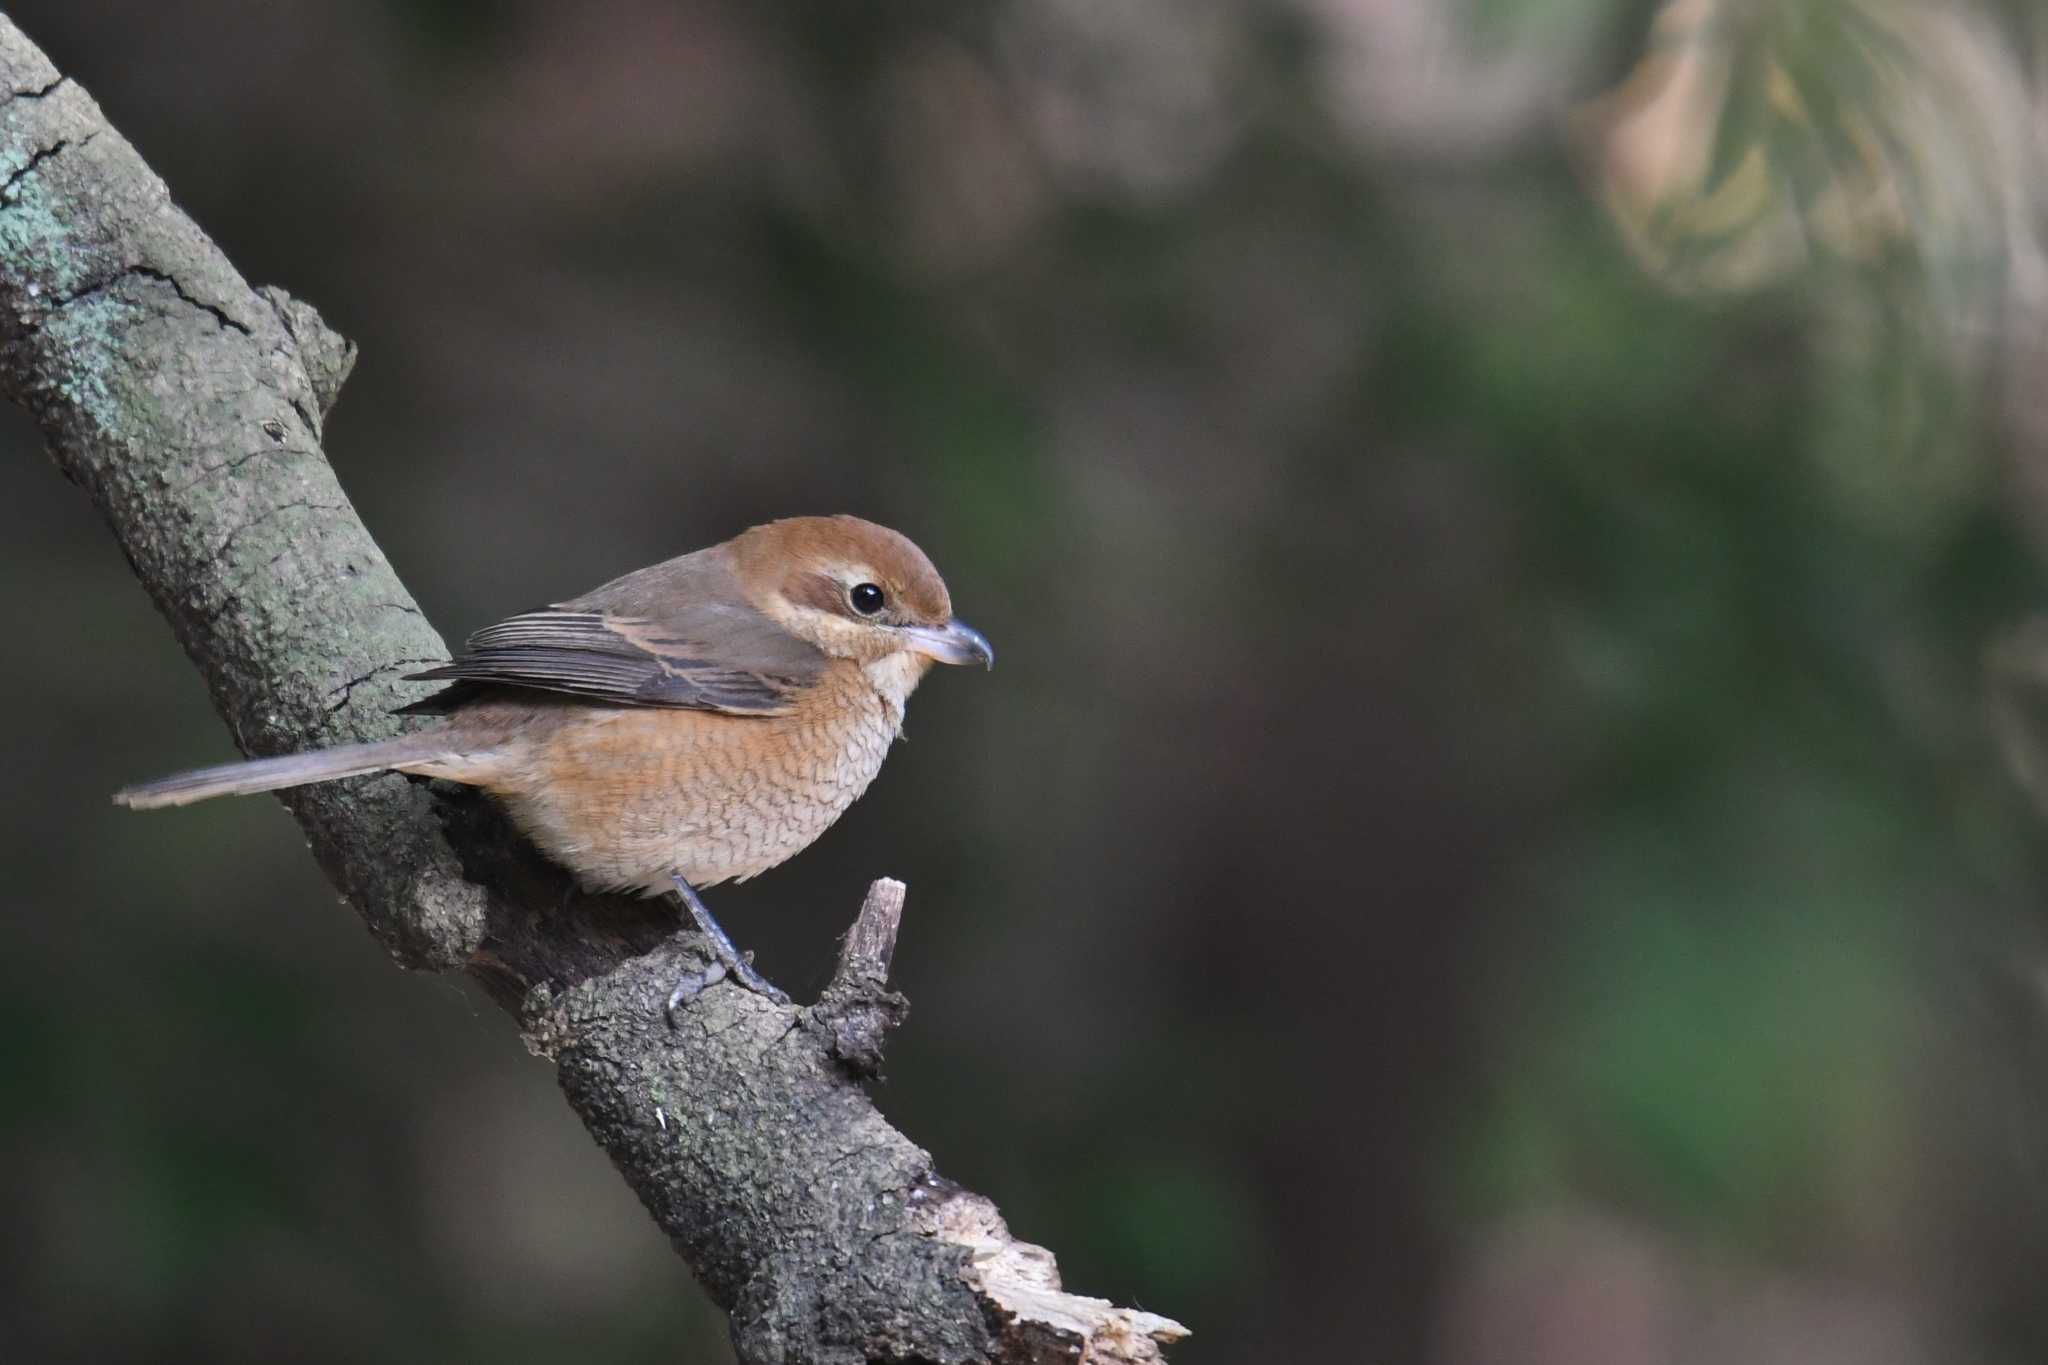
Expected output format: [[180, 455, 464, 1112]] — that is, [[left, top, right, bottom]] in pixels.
[[399, 549, 824, 715]]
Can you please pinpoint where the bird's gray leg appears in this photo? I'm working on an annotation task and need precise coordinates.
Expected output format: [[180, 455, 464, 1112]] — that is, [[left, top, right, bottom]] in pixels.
[[666, 871, 790, 1016]]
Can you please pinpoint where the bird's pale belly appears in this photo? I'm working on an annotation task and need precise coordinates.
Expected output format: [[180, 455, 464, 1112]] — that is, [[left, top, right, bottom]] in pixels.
[[487, 681, 900, 895]]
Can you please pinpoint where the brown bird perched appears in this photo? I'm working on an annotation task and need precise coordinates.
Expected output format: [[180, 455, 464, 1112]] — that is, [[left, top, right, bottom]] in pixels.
[[115, 514, 993, 1005]]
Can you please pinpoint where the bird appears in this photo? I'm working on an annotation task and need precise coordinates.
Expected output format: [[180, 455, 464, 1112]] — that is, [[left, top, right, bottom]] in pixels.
[[114, 514, 993, 1006]]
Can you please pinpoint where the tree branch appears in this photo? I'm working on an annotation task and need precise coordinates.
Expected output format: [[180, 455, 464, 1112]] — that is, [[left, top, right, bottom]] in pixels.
[[0, 18, 1184, 1363]]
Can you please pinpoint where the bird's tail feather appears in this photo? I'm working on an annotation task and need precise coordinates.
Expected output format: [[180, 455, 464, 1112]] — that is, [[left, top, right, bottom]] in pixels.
[[114, 734, 458, 810]]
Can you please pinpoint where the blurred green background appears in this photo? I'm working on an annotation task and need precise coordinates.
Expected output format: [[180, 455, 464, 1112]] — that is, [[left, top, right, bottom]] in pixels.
[[7, 1, 2048, 1361]]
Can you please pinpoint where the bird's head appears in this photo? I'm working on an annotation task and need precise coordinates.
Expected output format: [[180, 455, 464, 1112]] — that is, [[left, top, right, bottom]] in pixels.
[[733, 515, 994, 673]]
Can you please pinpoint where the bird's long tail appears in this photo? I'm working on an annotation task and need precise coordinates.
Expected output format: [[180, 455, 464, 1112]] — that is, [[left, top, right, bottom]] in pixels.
[[114, 733, 462, 810]]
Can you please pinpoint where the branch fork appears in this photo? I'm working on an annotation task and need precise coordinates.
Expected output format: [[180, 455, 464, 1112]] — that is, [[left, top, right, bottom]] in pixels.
[[805, 876, 913, 1077]]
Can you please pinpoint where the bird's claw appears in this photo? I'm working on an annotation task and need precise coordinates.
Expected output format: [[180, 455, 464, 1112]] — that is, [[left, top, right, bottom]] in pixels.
[[729, 951, 791, 1007], [665, 870, 791, 1020], [665, 959, 728, 1023], [662, 951, 791, 1025]]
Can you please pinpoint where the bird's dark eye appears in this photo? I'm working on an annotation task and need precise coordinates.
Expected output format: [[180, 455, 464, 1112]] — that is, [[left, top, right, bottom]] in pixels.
[[849, 582, 886, 616]]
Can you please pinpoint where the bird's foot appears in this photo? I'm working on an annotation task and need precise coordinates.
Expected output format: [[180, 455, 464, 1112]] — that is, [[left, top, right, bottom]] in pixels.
[[664, 949, 789, 1023], [724, 949, 790, 1006], [664, 959, 727, 1021], [665, 872, 791, 1021]]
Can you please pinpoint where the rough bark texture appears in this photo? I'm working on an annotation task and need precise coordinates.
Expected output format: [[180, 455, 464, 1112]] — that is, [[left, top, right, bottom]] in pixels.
[[0, 18, 1184, 1364]]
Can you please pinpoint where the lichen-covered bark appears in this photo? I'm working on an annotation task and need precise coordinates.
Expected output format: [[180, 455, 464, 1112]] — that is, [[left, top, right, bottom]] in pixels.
[[0, 15, 1182, 1364], [0, 41, 482, 969]]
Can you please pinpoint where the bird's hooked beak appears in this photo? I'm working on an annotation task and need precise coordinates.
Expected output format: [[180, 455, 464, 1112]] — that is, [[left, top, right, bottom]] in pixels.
[[898, 619, 994, 669]]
